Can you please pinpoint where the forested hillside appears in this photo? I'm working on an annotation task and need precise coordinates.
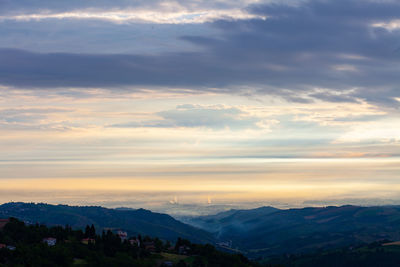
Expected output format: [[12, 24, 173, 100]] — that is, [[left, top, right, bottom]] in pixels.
[[0, 202, 214, 244], [0, 217, 256, 267]]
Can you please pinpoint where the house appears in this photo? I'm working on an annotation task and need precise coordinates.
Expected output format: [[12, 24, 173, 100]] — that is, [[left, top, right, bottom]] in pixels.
[[143, 241, 156, 252], [43, 237, 57, 246], [81, 238, 96, 245], [117, 230, 128, 241], [178, 245, 190, 255], [0, 219, 10, 230], [217, 240, 232, 248], [0, 244, 6, 249], [129, 238, 140, 247]]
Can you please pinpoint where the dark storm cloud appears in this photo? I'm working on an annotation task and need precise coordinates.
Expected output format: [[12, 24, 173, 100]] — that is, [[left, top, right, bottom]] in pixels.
[[0, 48, 238, 88], [1, 0, 400, 106]]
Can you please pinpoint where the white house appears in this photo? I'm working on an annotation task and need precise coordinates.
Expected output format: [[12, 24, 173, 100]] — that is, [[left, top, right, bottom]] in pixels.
[[117, 230, 128, 241], [43, 237, 57, 246]]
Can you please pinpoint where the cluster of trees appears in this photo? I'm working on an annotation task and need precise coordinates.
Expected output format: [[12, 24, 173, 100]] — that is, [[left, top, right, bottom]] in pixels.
[[263, 241, 400, 267], [0, 218, 257, 266]]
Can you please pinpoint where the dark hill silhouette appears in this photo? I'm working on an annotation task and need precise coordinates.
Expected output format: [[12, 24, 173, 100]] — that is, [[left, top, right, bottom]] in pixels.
[[0, 202, 214, 244]]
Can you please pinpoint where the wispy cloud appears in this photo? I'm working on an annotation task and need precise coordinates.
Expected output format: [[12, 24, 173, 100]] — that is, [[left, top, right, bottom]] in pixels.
[[0, 0, 265, 24], [0, 10, 264, 24], [111, 104, 274, 130]]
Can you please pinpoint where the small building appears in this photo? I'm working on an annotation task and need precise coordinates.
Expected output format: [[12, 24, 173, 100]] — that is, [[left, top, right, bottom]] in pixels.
[[0, 244, 6, 249], [143, 241, 156, 252], [217, 240, 232, 248], [0, 219, 10, 230], [43, 237, 57, 246], [81, 238, 96, 245], [117, 230, 128, 242], [129, 238, 140, 247], [178, 245, 190, 255]]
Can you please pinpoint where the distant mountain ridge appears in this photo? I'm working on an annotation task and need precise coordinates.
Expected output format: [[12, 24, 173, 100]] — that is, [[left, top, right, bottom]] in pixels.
[[0, 202, 215, 244], [185, 205, 400, 257], [181, 206, 279, 236]]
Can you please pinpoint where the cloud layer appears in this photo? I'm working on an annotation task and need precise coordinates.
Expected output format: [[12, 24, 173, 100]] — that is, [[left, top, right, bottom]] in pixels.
[[0, 0, 400, 107]]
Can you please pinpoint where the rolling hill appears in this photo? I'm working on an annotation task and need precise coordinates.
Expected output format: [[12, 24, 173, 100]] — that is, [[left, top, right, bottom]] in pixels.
[[186, 205, 400, 257], [0, 202, 215, 244], [181, 206, 279, 237]]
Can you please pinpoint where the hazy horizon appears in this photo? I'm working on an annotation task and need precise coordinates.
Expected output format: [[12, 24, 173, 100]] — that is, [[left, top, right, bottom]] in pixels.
[[3, 190, 400, 217]]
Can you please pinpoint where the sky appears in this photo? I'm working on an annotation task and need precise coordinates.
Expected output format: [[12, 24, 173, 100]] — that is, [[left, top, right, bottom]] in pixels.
[[0, 0, 399, 214]]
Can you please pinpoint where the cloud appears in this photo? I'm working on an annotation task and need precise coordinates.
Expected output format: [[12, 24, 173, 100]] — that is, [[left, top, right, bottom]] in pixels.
[[0, 10, 263, 24], [309, 92, 359, 103], [0, 20, 213, 54], [1, 0, 400, 107], [157, 104, 259, 129], [0, 0, 260, 15], [0, 107, 74, 130], [0, 0, 264, 24], [110, 104, 269, 130]]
